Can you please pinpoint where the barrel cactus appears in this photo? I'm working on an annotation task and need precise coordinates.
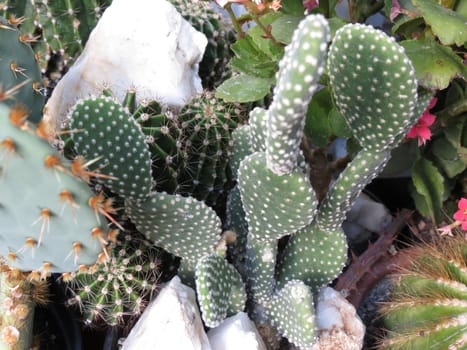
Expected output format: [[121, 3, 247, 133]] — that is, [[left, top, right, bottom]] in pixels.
[[380, 237, 467, 350], [169, 0, 235, 89], [65, 233, 161, 326]]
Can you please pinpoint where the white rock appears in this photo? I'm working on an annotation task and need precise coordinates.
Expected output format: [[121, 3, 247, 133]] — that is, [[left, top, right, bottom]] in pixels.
[[208, 312, 267, 350], [122, 276, 212, 350], [310, 287, 365, 350], [44, 0, 207, 129], [344, 193, 393, 243]]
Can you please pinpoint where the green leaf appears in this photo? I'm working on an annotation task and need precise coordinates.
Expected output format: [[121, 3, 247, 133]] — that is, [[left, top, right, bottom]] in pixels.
[[401, 38, 467, 90], [305, 88, 352, 147], [215, 74, 273, 103], [411, 157, 445, 223], [432, 137, 467, 178], [248, 13, 284, 59], [280, 0, 306, 15], [271, 15, 303, 44], [413, 0, 467, 46]]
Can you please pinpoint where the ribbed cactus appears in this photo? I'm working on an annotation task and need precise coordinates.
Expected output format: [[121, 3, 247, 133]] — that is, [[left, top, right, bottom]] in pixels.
[[1, 0, 110, 74], [135, 92, 245, 208], [169, 0, 235, 89], [65, 233, 160, 326], [380, 237, 467, 350], [0, 16, 44, 123]]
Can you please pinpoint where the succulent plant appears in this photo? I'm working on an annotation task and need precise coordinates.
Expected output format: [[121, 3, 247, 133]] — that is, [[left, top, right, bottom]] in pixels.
[[380, 237, 467, 350], [0, 0, 110, 75], [0, 16, 44, 123], [169, 0, 235, 89], [65, 232, 161, 326], [0, 102, 113, 348]]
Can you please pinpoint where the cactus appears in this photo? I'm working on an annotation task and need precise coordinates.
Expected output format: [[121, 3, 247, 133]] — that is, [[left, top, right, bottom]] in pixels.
[[133, 91, 246, 208], [69, 95, 153, 201], [0, 268, 47, 350], [0, 16, 44, 123], [0, 102, 114, 348], [380, 237, 467, 350], [65, 232, 160, 326], [169, 0, 235, 89], [1, 0, 110, 75]]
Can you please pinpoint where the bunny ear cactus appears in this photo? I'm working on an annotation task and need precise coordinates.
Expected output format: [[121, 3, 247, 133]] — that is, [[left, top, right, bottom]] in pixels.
[[69, 95, 153, 201], [0, 16, 44, 123], [380, 237, 467, 350]]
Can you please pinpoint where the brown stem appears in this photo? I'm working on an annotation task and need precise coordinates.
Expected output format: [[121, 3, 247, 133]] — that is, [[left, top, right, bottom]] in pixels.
[[334, 209, 413, 308]]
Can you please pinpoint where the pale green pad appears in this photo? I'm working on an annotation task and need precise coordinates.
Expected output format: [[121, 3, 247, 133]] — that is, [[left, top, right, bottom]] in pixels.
[[0, 104, 105, 272], [195, 253, 246, 328], [277, 224, 347, 291], [238, 152, 317, 241], [265, 280, 316, 348], [70, 95, 152, 200], [328, 23, 418, 151], [126, 192, 221, 269]]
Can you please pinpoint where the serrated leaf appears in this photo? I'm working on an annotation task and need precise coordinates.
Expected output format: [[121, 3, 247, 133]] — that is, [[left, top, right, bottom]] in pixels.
[[215, 75, 273, 103], [248, 13, 284, 59], [280, 0, 307, 15], [401, 38, 467, 90], [411, 157, 445, 223], [413, 0, 467, 46]]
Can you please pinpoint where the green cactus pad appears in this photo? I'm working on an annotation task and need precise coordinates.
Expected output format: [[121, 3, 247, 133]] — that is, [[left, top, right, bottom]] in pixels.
[[249, 107, 268, 153], [0, 16, 44, 123], [317, 149, 391, 232], [195, 253, 246, 328], [328, 23, 418, 151], [225, 186, 249, 271], [238, 152, 317, 241], [66, 233, 160, 326], [126, 192, 222, 269], [245, 239, 277, 303], [277, 223, 347, 291], [266, 14, 330, 175], [230, 124, 252, 180], [265, 280, 316, 348], [0, 104, 106, 273], [70, 95, 152, 201]]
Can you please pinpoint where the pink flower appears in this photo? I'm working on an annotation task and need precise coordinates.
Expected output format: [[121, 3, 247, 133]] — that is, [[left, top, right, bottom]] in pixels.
[[407, 97, 437, 146], [303, 0, 318, 11], [453, 198, 467, 230], [390, 0, 402, 21]]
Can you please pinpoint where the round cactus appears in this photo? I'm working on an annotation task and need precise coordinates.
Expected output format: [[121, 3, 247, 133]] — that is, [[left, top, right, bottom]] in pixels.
[[65, 233, 161, 326], [380, 237, 467, 350], [136, 92, 246, 208], [169, 0, 235, 89], [0, 16, 44, 123]]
